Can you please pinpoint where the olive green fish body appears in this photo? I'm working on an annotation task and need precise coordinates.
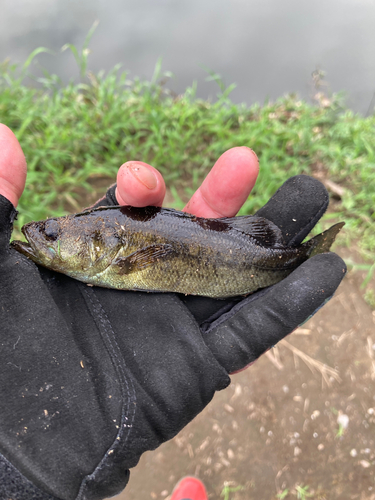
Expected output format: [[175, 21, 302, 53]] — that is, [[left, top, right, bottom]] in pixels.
[[11, 206, 344, 298]]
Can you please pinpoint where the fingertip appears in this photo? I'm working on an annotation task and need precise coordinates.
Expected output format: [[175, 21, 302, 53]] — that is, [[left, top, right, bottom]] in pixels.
[[267, 252, 347, 328], [256, 175, 330, 245], [116, 161, 166, 207], [184, 146, 259, 217], [0, 123, 27, 207], [301, 252, 347, 291], [235, 146, 259, 165], [203, 251, 347, 374]]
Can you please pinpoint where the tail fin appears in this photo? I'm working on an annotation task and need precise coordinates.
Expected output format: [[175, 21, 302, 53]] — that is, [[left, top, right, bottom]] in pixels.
[[304, 222, 345, 258]]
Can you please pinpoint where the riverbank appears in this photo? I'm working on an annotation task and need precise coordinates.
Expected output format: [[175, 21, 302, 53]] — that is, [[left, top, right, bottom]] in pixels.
[[1, 53, 374, 305]]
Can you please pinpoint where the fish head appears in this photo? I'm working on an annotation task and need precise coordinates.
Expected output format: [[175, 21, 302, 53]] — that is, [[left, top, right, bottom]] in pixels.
[[12, 215, 117, 276]]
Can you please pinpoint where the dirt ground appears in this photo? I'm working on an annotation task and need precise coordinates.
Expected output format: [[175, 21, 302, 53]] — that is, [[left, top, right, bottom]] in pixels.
[[110, 246, 375, 500], [78, 182, 375, 499]]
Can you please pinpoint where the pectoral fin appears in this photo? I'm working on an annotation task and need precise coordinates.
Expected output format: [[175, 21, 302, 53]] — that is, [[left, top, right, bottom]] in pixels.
[[114, 244, 173, 274]]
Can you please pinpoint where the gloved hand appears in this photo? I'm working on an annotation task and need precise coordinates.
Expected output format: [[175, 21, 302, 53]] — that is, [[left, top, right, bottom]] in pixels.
[[0, 125, 346, 500]]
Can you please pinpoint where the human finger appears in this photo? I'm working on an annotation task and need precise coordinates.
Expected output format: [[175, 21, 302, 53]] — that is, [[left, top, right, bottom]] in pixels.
[[183, 147, 259, 217], [202, 252, 346, 374], [182, 175, 336, 326], [256, 175, 330, 246], [0, 124, 27, 207], [115, 161, 166, 207]]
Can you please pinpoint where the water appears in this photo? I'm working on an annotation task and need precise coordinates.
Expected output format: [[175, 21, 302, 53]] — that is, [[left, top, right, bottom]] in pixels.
[[1, 0, 375, 114]]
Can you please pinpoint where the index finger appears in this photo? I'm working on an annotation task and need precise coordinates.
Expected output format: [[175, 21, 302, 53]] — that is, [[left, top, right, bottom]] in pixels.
[[183, 147, 259, 218]]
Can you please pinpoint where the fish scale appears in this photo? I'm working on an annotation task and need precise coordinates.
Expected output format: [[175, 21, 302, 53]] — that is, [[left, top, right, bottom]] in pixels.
[[11, 206, 344, 299]]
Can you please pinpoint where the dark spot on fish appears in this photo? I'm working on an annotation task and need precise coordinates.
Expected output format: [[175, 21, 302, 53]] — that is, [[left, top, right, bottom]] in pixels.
[[119, 205, 162, 222], [196, 219, 230, 232]]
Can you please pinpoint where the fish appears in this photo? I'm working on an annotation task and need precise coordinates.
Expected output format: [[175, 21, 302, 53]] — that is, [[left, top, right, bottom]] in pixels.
[[11, 205, 344, 299]]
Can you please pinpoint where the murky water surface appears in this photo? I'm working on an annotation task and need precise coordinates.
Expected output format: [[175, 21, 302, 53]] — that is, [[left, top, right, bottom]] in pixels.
[[1, 0, 375, 113]]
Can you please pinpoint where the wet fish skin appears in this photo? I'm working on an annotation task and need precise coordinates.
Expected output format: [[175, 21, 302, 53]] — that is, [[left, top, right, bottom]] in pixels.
[[11, 205, 344, 299]]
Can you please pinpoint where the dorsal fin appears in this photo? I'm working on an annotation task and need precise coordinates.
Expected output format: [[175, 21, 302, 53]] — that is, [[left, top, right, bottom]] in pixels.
[[219, 215, 285, 247]]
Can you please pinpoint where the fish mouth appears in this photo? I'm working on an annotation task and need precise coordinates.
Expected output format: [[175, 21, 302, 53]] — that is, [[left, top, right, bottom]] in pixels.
[[11, 239, 38, 259], [12, 226, 57, 264]]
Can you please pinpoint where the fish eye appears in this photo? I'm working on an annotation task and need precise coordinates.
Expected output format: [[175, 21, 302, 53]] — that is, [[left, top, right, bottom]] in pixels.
[[44, 220, 60, 240]]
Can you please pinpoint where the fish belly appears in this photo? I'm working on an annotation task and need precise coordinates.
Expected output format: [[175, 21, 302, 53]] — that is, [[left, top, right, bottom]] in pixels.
[[88, 253, 295, 298]]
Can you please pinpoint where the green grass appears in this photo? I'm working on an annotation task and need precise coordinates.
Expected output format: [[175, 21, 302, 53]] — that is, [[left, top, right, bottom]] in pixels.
[[276, 484, 320, 499], [1, 41, 374, 265], [277, 490, 290, 500], [220, 482, 244, 500], [295, 485, 313, 500]]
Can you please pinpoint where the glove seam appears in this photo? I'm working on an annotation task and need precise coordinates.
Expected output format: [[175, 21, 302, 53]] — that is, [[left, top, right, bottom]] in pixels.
[[75, 286, 136, 500]]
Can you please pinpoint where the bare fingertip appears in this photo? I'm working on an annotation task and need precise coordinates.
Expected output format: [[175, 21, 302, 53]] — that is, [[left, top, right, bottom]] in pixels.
[[128, 163, 157, 190], [116, 161, 165, 207], [245, 147, 259, 163]]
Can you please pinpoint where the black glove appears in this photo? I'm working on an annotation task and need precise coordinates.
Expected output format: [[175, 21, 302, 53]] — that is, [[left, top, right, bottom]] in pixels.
[[0, 175, 346, 500]]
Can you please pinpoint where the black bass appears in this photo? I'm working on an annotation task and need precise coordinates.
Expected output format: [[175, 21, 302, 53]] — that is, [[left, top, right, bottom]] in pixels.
[[11, 206, 344, 299]]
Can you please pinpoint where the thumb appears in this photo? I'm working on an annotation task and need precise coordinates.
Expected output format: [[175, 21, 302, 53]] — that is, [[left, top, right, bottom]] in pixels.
[[202, 253, 346, 374], [0, 124, 27, 207]]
